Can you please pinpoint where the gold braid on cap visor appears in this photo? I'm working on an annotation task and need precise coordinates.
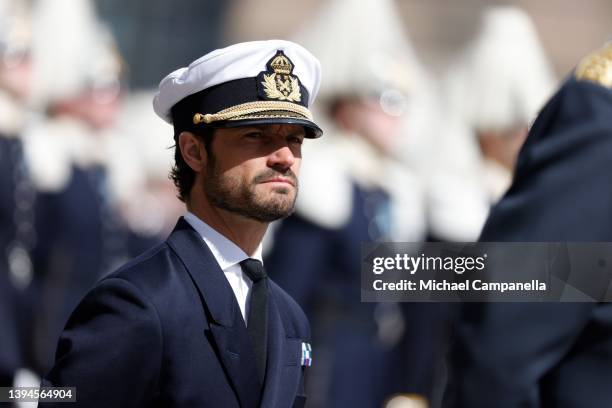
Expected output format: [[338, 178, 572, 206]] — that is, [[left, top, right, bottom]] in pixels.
[[193, 101, 314, 125]]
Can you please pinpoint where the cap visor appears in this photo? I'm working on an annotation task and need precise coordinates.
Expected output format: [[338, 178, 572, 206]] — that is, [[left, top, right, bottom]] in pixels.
[[206, 117, 322, 138]]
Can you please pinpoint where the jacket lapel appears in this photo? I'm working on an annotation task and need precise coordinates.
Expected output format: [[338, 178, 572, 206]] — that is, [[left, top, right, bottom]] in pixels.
[[166, 218, 261, 408]]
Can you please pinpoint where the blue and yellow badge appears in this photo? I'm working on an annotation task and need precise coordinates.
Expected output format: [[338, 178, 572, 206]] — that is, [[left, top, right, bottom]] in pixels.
[[301, 342, 312, 367]]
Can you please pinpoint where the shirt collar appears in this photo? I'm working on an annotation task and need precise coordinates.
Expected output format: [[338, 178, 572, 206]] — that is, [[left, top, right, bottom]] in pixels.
[[183, 211, 263, 271]]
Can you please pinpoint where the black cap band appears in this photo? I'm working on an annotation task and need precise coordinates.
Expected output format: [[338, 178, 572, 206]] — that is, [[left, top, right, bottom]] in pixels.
[[171, 77, 310, 135]]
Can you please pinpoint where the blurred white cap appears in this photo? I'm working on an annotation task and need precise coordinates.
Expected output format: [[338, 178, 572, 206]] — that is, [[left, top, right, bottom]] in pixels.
[[119, 90, 174, 181], [28, 0, 122, 107], [446, 6, 556, 132], [295, 0, 422, 104]]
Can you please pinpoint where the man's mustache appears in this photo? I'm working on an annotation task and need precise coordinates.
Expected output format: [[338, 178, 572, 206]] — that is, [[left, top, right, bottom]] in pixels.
[[252, 169, 298, 186]]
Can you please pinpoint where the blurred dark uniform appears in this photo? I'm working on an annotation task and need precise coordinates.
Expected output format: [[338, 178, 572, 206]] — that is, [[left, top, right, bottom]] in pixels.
[[0, 134, 30, 388], [444, 44, 612, 407], [29, 161, 159, 375], [20, 0, 162, 376], [0, 4, 33, 389]]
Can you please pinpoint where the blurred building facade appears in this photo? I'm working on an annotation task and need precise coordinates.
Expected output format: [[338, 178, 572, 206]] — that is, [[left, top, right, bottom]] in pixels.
[[225, 0, 612, 80], [96, 0, 228, 89]]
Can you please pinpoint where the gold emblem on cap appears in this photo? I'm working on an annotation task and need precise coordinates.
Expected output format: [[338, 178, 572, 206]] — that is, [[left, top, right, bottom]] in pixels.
[[575, 43, 612, 88], [261, 53, 302, 102]]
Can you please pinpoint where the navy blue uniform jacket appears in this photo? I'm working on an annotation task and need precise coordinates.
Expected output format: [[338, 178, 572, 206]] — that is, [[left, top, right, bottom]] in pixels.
[[444, 76, 612, 407], [41, 218, 310, 408]]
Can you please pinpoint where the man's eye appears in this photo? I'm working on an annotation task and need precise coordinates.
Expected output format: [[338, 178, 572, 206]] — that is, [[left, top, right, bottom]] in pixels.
[[244, 132, 263, 139], [288, 136, 304, 145]]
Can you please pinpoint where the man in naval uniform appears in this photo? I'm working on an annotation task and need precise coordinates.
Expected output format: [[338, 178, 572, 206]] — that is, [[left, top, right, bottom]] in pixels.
[[444, 43, 612, 407], [41, 40, 320, 408]]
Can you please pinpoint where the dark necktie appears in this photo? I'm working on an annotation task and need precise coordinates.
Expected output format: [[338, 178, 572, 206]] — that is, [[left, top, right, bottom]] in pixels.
[[240, 258, 268, 383]]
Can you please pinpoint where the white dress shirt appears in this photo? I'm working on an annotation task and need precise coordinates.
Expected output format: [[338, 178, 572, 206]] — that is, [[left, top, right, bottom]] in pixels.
[[183, 211, 263, 324]]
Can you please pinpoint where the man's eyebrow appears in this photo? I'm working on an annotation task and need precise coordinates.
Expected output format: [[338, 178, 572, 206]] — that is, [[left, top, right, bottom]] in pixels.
[[246, 125, 306, 136], [235, 126, 265, 133]]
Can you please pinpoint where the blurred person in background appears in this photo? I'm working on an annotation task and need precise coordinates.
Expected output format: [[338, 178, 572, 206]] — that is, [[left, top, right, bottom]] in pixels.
[[419, 6, 556, 245], [443, 6, 556, 204], [430, 8, 558, 407], [112, 90, 186, 240], [98, 0, 231, 241], [265, 0, 443, 406], [444, 42, 612, 408], [0, 0, 33, 392], [20, 0, 160, 378]]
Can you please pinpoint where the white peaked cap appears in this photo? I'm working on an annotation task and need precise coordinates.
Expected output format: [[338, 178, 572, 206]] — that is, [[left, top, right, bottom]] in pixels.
[[153, 40, 322, 138], [28, 0, 121, 107], [446, 6, 556, 131], [294, 0, 423, 101]]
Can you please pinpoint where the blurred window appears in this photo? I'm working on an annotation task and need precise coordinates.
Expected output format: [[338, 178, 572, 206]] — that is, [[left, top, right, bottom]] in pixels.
[[96, 0, 228, 89]]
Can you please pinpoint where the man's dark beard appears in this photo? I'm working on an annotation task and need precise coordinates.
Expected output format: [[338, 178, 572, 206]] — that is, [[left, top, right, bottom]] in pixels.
[[203, 156, 298, 223]]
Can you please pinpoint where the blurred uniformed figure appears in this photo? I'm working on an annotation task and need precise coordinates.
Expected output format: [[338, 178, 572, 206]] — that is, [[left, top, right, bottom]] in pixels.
[[0, 0, 33, 390], [443, 6, 556, 204], [21, 0, 159, 376], [265, 0, 442, 406], [112, 90, 186, 239], [444, 43, 612, 407]]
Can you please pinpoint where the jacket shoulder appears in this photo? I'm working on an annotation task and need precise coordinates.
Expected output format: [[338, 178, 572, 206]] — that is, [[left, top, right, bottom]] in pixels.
[[105, 242, 176, 282]]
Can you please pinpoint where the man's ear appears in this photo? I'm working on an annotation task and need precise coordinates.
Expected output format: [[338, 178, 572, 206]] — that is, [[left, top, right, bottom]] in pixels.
[[178, 131, 207, 172]]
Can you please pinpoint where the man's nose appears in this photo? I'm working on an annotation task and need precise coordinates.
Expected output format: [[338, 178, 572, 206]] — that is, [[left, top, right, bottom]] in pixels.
[[267, 145, 296, 170]]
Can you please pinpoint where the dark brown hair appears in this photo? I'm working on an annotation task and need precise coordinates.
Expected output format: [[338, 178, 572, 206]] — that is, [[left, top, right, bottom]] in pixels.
[[170, 128, 215, 202]]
